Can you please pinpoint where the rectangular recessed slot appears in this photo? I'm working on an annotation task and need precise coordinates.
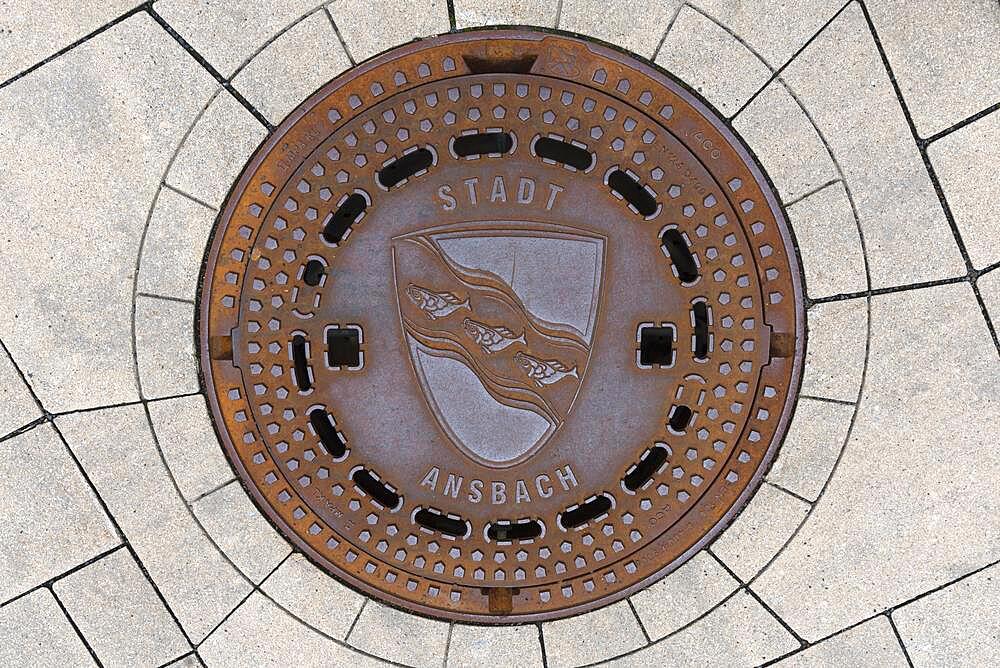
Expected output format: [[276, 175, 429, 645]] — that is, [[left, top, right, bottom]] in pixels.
[[559, 494, 612, 529], [639, 326, 674, 366], [352, 469, 401, 509], [377, 148, 434, 188], [668, 405, 692, 433], [692, 302, 710, 360], [453, 132, 514, 157], [534, 137, 594, 170], [327, 328, 360, 367], [608, 170, 657, 216], [485, 587, 515, 614], [487, 519, 543, 542], [661, 229, 699, 283], [308, 408, 346, 458], [462, 54, 537, 74], [291, 335, 312, 392], [623, 445, 668, 492], [415, 508, 469, 538], [322, 193, 367, 244]]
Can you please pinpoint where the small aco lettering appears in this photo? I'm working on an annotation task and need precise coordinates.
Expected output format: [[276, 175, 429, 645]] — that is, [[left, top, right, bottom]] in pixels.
[[420, 464, 579, 505], [436, 175, 565, 211], [682, 125, 722, 160]]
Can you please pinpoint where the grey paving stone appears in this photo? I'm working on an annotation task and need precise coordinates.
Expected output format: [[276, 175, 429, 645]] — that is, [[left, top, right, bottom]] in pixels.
[[0, 588, 96, 667], [192, 481, 291, 584], [655, 6, 772, 117], [559, 0, 682, 59], [979, 268, 1000, 327], [928, 108, 1000, 269], [259, 553, 366, 641], [199, 592, 384, 667], [784, 182, 867, 300], [780, 3, 965, 289], [0, 14, 215, 413], [52, 548, 190, 667], [348, 600, 450, 667], [148, 394, 234, 503], [59, 405, 252, 643], [0, 349, 40, 437], [137, 187, 216, 302], [754, 283, 1000, 640], [800, 300, 867, 403], [0, 424, 118, 603], [165, 654, 204, 668], [767, 397, 853, 503], [165, 89, 268, 211], [773, 616, 908, 667], [629, 550, 740, 641], [542, 600, 646, 667], [733, 81, 839, 206], [232, 11, 351, 125], [327, 0, 451, 64], [607, 590, 799, 666], [453, 0, 558, 28], [135, 295, 199, 400], [711, 482, 811, 582], [866, 0, 1000, 138], [154, 0, 323, 78], [448, 623, 544, 668], [892, 562, 1000, 667]]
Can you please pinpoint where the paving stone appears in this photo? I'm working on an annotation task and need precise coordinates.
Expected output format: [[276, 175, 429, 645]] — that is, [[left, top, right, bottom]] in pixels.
[[327, 0, 451, 64], [448, 623, 544, 668], [0, 349, 40, 437], [927, 108, 1000, 269], [773, 616, 908, 667], [542, 600, 646, 667], [892, 562, 1000, 667], [200, 591, 383, 667], [135, 295, 199, 399], [0, 424, 118, 603], [0, 588, 95, 667], [453, 0, 558, 29], [711, 482, 811, 582], [0, 15, 216, 413], [629, 550, 740, 641], [154, 0, 323, 78], [733, 82, 839, 206], [754, 283, 1000, 640], [866, 0, 1000, 138], [165, 654, 204, 668], [800, 300, 867, 403], [232, 11, 351, 125], [558, 0, 682, 59], [59, 405, 252, 642], [259, 553, 366, 641], [148, 394, 234, 502], [784, 183, 867, 300], [767, 397, 853, 503], [192, 481, 291, 584], [52, 548, 190, 667], [654, 6, 771, 117], [607, 590, 799, 666], [165, 89, 268, 210], [138, 187, 216, 302], [348, 600, 450, 667], [979, 269, 1000, 326], [780, 4, 965, 288]]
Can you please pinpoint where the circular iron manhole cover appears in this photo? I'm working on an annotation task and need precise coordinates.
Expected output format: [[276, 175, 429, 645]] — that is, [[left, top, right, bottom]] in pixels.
[[199, 29, 805, 623]]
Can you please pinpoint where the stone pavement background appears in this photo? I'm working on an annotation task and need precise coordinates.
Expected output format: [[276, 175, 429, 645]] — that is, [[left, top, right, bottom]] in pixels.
[[0, 1, 997, 666]]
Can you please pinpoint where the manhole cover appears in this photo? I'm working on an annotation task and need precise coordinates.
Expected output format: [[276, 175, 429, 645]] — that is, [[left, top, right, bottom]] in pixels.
[[199, 29, 804, 623]]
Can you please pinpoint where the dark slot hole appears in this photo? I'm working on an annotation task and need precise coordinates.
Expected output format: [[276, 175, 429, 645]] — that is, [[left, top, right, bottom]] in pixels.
[[414, 509, 469, 538], [377, 148, 434, 189], [308, 408, 345, 458], [487, 519, 543, 542], [669, 405, 693, 432], [302, 259, 325, 286], [661, 229, 699, 283], [534, 137, 594, 171], [608, 170, 657, 216], [322, 193, 367, 244], [352, 469, 401, 509], [453, 132, 514, 157], [559, 494, 613, 529], [639, 326, 674, 366], [291, 335, 311, 392], [327, 328, 360, 367], [462, 54, 537, 74], [623, 446, 669, 492], [693, 302, 710, 360]]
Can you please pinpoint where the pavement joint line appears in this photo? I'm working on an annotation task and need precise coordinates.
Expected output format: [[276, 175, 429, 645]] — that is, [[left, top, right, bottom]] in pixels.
[[343, 597, 368, 645], [161, 181, 218, 212], [156, 649, 198, 668], [921, 100, 1000, 146], [136, 292, 196, 306], [650, 1, 687, 63], [225, 4, 330, 86], [441, 621, 454, 668], [797, 394, 856, 407], [553, 0, 565, 29], [781, 178, 842, 208], [446, 0, 457, 31], [323, 6, 357, 67], [809, 274, 971, 305], [626, 597, 652, 643], [49, 582, 105, 666], [536, 622, 549, 668], [0, 544, 127, 610], [764, 480, 813, 507], [886, 612, 916, 668], [187, 477, 238, 506]]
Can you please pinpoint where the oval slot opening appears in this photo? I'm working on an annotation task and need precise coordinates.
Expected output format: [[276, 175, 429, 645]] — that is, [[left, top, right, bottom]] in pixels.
[[377, 148, 434, 188], [559, 494, 613, 529], [661, 229, 699, 282], [322, 193, 367, 244], [608, 170, 657, 216], [302, 259, 325, 286], [534, 137, 594, 170], [669, 405, 693, 432], [414, 508, 469, 538], [623, 445, 669, 492], [454, 132, 514, 157], [291, 335, 311, 392], [487, 519, 543, 542], [308, 408, 346, 458], [693, 302, 710, 360], [352, 469, 401, 510]]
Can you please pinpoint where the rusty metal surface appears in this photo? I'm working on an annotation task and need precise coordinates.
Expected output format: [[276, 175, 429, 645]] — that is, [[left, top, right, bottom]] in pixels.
[[198, 29, 805, 623]]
